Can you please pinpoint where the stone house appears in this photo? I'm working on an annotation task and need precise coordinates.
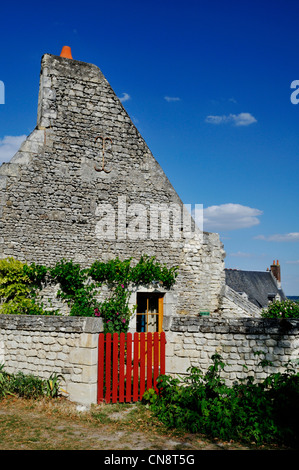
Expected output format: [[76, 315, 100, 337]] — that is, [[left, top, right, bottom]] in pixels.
[[0, 47, 278, 332]]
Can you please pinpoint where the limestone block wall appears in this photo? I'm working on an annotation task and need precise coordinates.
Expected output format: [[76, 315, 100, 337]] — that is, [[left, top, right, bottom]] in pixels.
[[0, 315, 103, 405], [1, 314, 298, 406], [164, 316, 299, 385], [218, 285, 261, 318], [0, 52, 226, 317]]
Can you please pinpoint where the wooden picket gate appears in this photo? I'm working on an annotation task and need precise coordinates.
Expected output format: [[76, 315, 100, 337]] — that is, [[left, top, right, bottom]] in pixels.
[[97, 332, 166, 404]]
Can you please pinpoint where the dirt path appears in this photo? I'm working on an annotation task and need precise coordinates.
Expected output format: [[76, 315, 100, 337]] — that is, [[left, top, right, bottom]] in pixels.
[[0, 397, 266, 452]]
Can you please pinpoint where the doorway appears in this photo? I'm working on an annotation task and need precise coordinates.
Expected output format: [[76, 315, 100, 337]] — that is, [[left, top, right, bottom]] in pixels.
[[136, 292, 164, 333]]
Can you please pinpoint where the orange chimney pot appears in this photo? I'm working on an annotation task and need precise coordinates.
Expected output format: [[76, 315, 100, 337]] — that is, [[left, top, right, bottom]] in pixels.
[[60, 46, 73, 59]]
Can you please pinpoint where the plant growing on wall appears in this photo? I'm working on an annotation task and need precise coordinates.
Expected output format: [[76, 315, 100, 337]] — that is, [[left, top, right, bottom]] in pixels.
[[0, 258, 47, 315], [261, 299, 299, 318], [0, 256, 178, 333], [89, 255, 178, 333], [89, 255, 178, 289], [49, 259, 98, 317], [94, 284, 132, 334]]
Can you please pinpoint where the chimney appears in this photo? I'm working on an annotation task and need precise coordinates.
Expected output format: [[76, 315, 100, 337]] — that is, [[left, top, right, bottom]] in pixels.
[[60, 46, 73, 59], [270, 260, 281, 287]]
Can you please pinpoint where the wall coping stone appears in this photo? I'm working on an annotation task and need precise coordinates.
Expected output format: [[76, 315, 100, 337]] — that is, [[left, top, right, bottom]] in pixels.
[[166, 315, 299, 335], [0, 314, 103, 334]]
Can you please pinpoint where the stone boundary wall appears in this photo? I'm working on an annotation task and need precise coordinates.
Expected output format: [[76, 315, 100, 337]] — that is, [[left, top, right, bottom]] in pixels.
[[0, 315, 103, 405], [1, 314, 299, 406], [164, 316, 299, 385]]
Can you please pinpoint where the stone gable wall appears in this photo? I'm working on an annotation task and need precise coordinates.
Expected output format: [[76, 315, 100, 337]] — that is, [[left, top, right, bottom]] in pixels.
[[0, 53, 226, 317], [219, 285, 262, 317]]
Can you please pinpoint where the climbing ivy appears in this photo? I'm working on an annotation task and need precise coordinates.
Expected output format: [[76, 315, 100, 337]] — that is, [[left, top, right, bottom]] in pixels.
[[89, 255, 178, 289], [49, 259, 98, 317], [88, 255, 178, 333], [0, 256, 178, 333]]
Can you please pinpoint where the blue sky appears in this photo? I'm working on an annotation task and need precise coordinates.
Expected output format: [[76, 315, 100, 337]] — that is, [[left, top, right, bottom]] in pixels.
[[0, 0, 299, 294]]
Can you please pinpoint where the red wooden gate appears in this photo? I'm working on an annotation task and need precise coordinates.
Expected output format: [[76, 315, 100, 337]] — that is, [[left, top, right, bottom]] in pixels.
[[97, 332, 166, 404]]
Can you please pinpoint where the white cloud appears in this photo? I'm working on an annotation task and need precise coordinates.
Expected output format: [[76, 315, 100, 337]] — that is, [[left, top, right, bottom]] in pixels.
[[205, 112, 257, 127], [119, 93, 131, 103], [0, 135, 27, 164], [202, 203, 263, 231], [255, 233, 299, 242], [286, 260, 299, 264], [164, 96, 181, 102]]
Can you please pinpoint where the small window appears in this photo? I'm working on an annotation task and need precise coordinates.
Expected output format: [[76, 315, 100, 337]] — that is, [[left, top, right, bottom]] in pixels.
[[136, 292, 164, 333]]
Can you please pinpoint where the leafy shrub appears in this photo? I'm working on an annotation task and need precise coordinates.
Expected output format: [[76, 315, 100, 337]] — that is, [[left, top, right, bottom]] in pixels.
[[0, 297, 45, 315], [95, 284, 133, 334], [143, 354, 299, 447], [49, 259, 98, 317], [7, 371, 45, 399], [0, 258, 47, 315], [261, 299, 299, 318], [0, 364, 65, 400]]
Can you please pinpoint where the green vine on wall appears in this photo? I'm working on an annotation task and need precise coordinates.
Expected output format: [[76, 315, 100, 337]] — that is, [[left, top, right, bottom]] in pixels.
[[89, 255, 178, 333], [0, 256, 178, 333], [89, 255, 178, 289], [49, 259, 98, 318]]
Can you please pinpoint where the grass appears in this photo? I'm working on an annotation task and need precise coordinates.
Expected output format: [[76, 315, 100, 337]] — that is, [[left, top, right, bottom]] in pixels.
[[0, 396, 260, 451]]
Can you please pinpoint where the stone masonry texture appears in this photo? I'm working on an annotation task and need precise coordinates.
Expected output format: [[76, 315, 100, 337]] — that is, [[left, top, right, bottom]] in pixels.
[[0, 314, 103, 405], [165, 316, 299, 385], [0, 314, 298, 406], [0, 52, 297, 406], [0, 53, 226, 316]]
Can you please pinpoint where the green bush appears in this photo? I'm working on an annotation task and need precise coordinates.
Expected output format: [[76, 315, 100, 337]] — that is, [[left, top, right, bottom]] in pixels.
[[0, 258, 47, 315], [0, 364, 65, 400], [95, 284, 133, 334], [261, 299, 299, 318], [143, 354, 299, 447], [49, 259, 98, 317]]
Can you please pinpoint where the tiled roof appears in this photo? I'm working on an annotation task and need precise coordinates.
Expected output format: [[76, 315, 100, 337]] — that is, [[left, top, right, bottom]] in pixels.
[[225, 269, 286, 308]]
